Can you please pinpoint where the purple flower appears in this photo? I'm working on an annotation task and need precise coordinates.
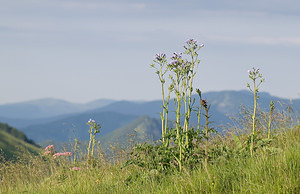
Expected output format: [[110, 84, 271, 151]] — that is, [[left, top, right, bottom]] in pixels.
[[170, 60, 178, 65], [248, 67, 261, 75], [171, 52, 182, 60], [154, 53, 166, 61], [185, 39, 198, 44], [199, 43, 204, 48]]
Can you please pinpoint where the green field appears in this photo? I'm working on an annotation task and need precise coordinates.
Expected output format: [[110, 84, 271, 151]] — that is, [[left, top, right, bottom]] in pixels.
[[0, 123, 299, 193]]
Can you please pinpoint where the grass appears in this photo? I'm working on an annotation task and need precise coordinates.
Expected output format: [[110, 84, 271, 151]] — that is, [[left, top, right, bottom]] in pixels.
[[0, 130, 40, 161], [0, 125, 299, 193]]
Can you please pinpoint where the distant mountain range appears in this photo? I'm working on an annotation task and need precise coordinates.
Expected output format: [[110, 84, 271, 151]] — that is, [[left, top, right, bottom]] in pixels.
[[0, 98, 116, 119], [0, 98, 116, 128], [0, 90, 299, 149]]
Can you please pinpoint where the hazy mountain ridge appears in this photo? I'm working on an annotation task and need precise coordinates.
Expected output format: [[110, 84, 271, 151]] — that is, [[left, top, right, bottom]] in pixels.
[[0, 98, 116, 128], [0, 90, 299, 145], [0, 98, 116, 119], [22, 111, 139, 143]]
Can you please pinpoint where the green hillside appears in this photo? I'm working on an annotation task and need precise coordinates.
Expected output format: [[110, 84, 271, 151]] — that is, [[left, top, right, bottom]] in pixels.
[[99, 115, 162, 150], [0, 122, 40, 161]]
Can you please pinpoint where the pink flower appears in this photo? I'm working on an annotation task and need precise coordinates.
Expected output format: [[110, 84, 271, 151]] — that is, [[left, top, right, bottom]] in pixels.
[[72, 167, 81, 171], [53, 152, 72, 159], [45, 145, 54, 151], [44, 150, 52, 155]]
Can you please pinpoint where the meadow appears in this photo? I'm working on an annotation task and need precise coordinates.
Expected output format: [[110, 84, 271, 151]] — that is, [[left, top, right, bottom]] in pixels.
[[0, 121, 299, 193], [0, 39, 299, 193]]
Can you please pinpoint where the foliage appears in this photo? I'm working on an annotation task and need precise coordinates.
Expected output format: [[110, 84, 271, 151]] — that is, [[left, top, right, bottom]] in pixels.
[[0, 122, 40, 161], [0, 124, 299, 193], [144, 39, 212, 171], [0, 122, 36, 145]]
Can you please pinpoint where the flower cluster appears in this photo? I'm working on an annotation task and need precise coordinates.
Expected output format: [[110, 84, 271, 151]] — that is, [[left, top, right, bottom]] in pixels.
[[53, 152, 72, 159], [171, 52, 182, 60], [184, 39, 204, 50], [72, 167, 81, 171], [248, 67, 260, 75], [45, 145, 54, 150], [44, 145, 73, 159], [154, 52, 166, 61], [44, 145, 55, 155], [88, 118, 95, 123], [185, 39, 198, 45], [247, 67, 264, 82], [183, 39, 204, 54]]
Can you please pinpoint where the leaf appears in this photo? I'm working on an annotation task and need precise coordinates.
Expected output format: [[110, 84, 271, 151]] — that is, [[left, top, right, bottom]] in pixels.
[[232, 134, 243, 150]]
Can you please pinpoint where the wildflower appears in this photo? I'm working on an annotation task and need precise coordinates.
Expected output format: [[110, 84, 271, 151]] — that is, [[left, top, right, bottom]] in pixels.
[[170, 60, 178, 66], [154, 53, 166, 61], [44, 150, 52, 155], [185, 38, 198, 44], [181, 60, 189, 68], [72, 167, 81, 171], [171, 52, 182, 60], [248, 67, 260, 74], [199, 43, 204, 48], [53, 152, 72, 159], [45, 145, 54, 151], [88, 118, 95, 123]]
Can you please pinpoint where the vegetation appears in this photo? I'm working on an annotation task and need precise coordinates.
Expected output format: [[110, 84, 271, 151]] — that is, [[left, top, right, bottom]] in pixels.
[[0, 122, 299, 193], [0, 39, 299, 193], [0, 122, 40, 161]]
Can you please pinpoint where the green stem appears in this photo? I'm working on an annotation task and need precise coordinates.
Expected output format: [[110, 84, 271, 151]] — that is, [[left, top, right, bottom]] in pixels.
[[205, 106, 209, 165], [160, 66, 166, 143], [268, 101, 274, 139], [74, 139, 78, 164], [250, 80, 257, 157], [87, 128, 93, 157]]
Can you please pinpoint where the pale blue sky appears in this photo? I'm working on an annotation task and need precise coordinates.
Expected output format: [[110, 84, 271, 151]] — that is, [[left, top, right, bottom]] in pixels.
[[1, 0, 300, 105]]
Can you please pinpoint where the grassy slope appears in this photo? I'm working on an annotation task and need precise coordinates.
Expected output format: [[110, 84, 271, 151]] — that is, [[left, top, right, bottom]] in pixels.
[[0, 126, 299, 193], [0, 130, 41, 161]]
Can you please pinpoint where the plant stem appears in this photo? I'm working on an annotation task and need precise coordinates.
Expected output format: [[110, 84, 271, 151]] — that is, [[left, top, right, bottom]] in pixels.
[[268, 101, 274, 139], [250, 80, 257, 157]]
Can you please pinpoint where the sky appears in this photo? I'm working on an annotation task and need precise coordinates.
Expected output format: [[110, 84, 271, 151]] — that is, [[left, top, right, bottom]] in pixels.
[[1, 0, 300, 105]]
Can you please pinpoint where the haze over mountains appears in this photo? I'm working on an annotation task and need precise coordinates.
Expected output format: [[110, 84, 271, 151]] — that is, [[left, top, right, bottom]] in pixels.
[[0, 90, 299, 147]]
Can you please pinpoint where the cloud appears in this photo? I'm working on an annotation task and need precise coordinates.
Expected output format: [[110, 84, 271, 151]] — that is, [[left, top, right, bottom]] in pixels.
[[59, 1, 146, 12], [208, 36, 300, 46]]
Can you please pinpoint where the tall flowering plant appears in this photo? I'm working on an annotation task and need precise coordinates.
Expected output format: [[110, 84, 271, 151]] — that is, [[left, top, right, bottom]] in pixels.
[[247, 67, 264, 157], [151, 39, 204, 171], [87, 119, 101, 159]]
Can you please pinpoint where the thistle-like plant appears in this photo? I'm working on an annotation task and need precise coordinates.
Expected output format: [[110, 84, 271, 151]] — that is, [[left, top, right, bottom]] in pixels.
[[86, 119, 101, 159], [247, 67, 264, 157], [151, 53, 172, 145], [150, 39, 204, 171]]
